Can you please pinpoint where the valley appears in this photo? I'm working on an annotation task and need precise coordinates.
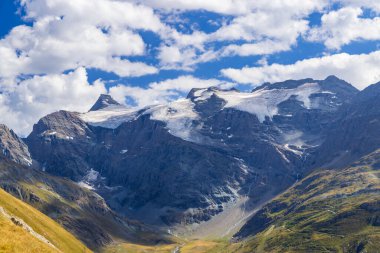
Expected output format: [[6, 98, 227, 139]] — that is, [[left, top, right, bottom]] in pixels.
[[0, 76, 379, 252]]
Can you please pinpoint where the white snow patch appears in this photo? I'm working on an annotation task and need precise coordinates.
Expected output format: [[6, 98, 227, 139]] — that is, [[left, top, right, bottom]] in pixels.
[[319, 91, 336, 94], [193, 89, 214, 101], [215, 83, 321, 122], [80, 105, 139, 128], [23, 157, 33, 166], [41, 130, 57, 136], [193, 89, 207, 97], [276, 147, 290, 163], [77, 181, 94, 190], [145, 99, 200, 142], [77, 168, 99, 190], [284, 144, 303, 156]]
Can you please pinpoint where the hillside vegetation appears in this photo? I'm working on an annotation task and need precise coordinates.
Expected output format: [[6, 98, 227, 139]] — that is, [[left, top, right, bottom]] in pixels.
[[0, 156, 169, 251], [0, 188, 91, 253], [232, 150, 380, 253]]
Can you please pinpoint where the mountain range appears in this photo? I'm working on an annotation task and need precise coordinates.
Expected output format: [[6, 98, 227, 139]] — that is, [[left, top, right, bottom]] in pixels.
[[0, 75, 379, 252]]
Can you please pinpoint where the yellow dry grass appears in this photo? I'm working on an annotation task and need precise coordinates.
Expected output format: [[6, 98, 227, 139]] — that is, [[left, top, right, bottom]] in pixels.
[[0, 188, 91, 253], [0, 215, 57, 253]]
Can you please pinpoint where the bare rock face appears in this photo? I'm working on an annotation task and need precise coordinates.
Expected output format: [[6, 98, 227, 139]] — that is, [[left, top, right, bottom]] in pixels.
[[310, 81, 380, 169], [26, 110, 95, 179], [89, 94, 121, 111], [0, 124, 32, 166]]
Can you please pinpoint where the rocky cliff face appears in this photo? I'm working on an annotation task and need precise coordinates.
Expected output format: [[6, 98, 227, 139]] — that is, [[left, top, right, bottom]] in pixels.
[[0, 124, 32, 166], [26, 110, 95, 180], [310, 81, 380, 169], [24, 76, 359, 227]]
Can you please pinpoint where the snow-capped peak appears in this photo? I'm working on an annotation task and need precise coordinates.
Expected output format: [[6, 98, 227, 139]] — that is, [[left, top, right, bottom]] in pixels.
[[193, 82, 321, 122]]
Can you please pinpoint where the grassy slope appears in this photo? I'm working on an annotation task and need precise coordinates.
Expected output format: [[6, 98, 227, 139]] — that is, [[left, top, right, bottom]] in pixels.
[[0, 157, 170, 251], [0, 188, 91, 253], [232, 150, 380, 253]]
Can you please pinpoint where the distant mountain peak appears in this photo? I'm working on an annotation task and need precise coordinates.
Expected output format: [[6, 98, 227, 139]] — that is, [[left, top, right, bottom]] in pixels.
[[89, 94, 121, 111], [324, 75, 341, 82]]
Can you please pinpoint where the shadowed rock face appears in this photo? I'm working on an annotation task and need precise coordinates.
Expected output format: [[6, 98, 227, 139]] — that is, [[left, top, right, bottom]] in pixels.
[[24, 76, 359, 226], [26, 110, 95, 180], [0, 124, 32, 166], [89, 94, 121, 111], [310, 81, 380, 169]]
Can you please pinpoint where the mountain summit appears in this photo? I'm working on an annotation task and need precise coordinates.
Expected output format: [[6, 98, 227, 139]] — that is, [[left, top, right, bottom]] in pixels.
[[89, 94, 121, 111], [0, 124, 32, 166]]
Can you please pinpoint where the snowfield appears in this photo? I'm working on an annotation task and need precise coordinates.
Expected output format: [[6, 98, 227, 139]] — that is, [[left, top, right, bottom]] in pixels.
[[80, 83, 326, 141]]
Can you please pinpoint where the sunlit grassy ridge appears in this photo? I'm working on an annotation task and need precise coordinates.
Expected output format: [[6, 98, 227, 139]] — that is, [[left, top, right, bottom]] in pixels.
[[232, 150, 380, 253], [0, 188, 91, 253], [0, 214, 57, 253]]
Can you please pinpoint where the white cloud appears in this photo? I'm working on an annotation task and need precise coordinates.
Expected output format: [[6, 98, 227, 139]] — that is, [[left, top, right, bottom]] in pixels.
[[220, 40, 293, 57], [221, 51, 380, 89], [21, 0, 164, 31], [339, 0, 380, 13], [128, 0, 327, 16], [0, 0, 161, 79], [154, 0, 327, 69], [307, 7, 380, 49], [0, 68, 106, 136]]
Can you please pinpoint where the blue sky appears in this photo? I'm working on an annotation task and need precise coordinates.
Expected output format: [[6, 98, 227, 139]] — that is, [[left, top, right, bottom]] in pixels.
[[0, 0, 380, 135]]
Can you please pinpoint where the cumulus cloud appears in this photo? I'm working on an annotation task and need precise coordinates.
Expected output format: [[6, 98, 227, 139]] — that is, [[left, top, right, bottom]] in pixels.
[[221, 51, 380, 89], [154, 0, 328, 69], [307, 7, 380, 49], [340, 0, 380, 13], [0, 0, 161, 79], [0, 68, 106, 136], [128, 0, 327, 16]]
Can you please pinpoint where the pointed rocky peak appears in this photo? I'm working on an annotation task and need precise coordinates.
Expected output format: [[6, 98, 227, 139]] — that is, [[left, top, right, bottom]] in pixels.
[[0, 124, 32, 166], [324, 75, 341, 82], [186, 86, 226, 101], [89, 94, 121, 111], [319, 75, 359, 98]]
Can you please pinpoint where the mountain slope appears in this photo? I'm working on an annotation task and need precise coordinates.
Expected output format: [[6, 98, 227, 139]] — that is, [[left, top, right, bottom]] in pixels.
[[0, 154, 169, 251], [311, 81, 380, 169], [233, 150, 380, 253], [0, 187, 91, 253], [0, 124, 32, 166], [25, 76, 358, 231]]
